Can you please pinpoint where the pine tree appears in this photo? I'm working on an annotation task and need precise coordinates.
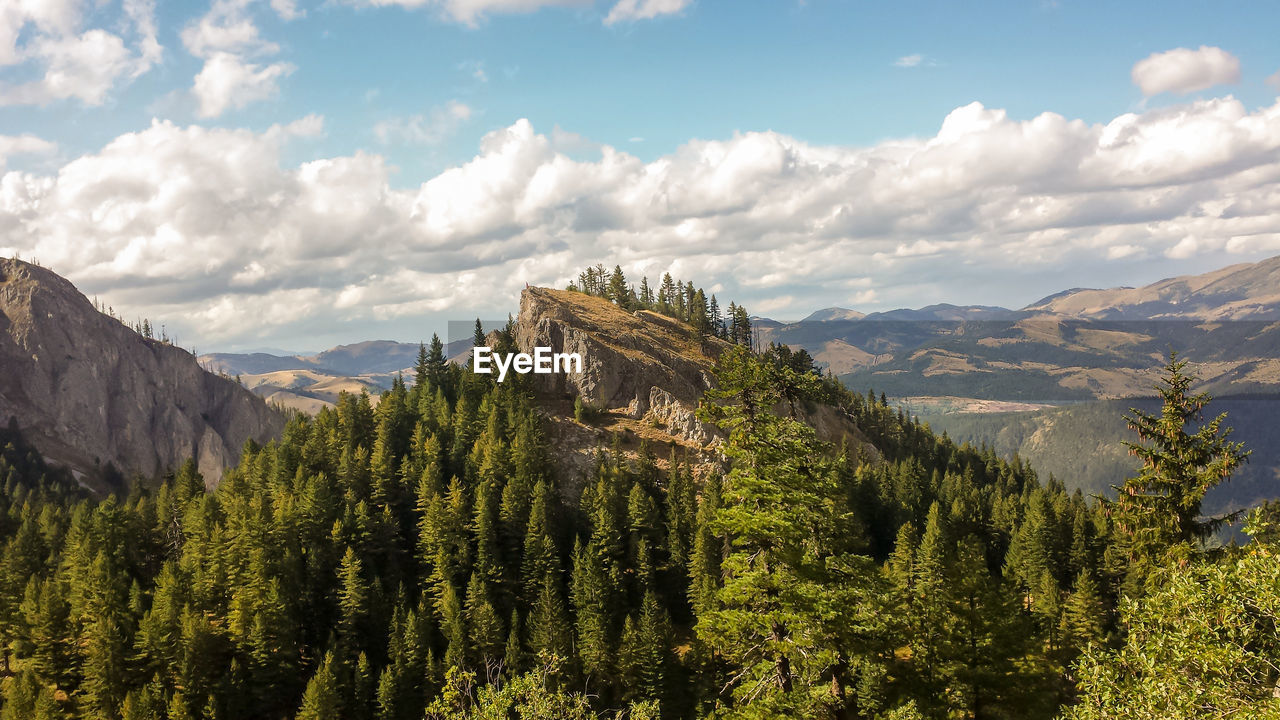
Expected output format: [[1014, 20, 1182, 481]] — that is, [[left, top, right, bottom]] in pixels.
[[337, 546, 369, 656], [1111, 352, 1249, 591], [694, 345, 838, 714], [608, 265, 629, 308], [912, 502, 947, 699], [1061, 568, 1105, 655], [659, 273, 676, 313], [464, 572, 504, 668], [688, 474, 722, 617], [426, 333, 448, 397], [298, 650, 342, 720], [571, 537, 613, 685], [528, 572, 573, 664]]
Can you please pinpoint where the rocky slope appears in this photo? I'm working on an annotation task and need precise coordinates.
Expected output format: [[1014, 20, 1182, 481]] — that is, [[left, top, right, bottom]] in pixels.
[[514, 287, 725, 445], [511, 288, 876, 483], [0, 259, 284, 489]]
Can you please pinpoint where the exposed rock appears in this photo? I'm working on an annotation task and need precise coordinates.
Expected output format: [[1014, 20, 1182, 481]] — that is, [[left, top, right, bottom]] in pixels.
[[510, 287, 878, 493], [514, 287, 725, 445], [0, 259, 285, 489]]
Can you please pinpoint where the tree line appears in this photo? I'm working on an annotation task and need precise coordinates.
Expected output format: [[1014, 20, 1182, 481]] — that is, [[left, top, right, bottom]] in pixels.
[[569, 265, 753, 346]]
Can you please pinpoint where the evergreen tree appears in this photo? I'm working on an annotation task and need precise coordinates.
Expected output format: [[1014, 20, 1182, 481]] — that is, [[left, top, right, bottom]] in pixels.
[[297, 650, 342, 720], [608, 265, 629, 308], [1111, 353, 1249, 592], [694, 345, 840, 714]]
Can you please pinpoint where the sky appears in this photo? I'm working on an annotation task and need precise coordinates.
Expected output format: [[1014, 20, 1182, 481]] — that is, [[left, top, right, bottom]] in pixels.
[[2, 0, 1280, 352]]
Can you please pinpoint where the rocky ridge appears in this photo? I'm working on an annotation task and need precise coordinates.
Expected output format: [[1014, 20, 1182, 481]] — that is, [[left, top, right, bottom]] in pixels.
[[0, 259, 285, 489], [511, 287, 876, 483]]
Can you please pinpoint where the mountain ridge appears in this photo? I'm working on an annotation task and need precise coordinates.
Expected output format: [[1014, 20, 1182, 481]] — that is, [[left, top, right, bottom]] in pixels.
[[0, 259, 285, 489]]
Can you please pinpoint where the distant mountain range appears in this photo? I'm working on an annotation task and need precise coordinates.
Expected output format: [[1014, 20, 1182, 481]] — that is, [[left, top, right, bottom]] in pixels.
[[204, 254, 1280, 414], [200, 338, 475, 412], [752, 255, 1280, 401]]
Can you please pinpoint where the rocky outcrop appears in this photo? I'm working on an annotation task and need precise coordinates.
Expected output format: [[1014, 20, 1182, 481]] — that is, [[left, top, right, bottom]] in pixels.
[[514, 288, 724, 445], [0, 259, 285, 489], [512, 288, 876, 460]]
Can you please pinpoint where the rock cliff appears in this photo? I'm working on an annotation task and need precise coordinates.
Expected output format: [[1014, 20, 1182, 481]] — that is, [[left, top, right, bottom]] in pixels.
[[511, 288, 876, 486], [514, 287, 724, 445], [0, 259, 285, 489]]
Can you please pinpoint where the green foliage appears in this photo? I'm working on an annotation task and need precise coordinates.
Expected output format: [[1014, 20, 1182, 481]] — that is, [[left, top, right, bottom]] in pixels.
[[574, 396, 604, 424], [1065, 552, 1280, 720], [0, 330, 1255, 720], [570, 264, 748, 343], [1110, 352, 1249, 592]]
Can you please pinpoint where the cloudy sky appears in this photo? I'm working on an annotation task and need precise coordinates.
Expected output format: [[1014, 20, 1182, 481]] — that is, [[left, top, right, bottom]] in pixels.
[[2, 1, 1280, 352]]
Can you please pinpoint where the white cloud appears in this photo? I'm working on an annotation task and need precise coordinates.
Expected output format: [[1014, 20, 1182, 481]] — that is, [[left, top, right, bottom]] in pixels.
[[374, 101, 474, 146], [894, 54, 923, 68], [182, 0, 278, 58], [1106, 244, 1143, 260], [604, 0, 691, 24], [184, 0, 294, 118], [0, 0, 161, 106], [1268, 70, 1280, 93], [193, 52, 294, 118], [270, 0, 305, 20], [1132, 46, 1241, 96], [344, 0, 687, 25], [0, 134, 56, 168], [8, 93, 1280, 345]]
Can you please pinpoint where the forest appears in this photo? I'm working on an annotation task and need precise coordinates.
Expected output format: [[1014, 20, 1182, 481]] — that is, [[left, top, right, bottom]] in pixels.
[[0, 316, 1277, 718]]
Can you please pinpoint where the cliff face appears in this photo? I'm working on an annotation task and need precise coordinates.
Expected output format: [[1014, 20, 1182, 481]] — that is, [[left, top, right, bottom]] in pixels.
[[512, 288, 876, 487], [0, 259, 285, 489], [514, 287, 724, 445]]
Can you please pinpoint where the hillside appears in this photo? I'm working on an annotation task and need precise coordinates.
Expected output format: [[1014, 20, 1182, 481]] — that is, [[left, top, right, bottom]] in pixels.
[[0, 259, 284, 489], [0, 278, 1128, 720], [1025, 255, 1280, 320], [917, 394, 1280, 516]]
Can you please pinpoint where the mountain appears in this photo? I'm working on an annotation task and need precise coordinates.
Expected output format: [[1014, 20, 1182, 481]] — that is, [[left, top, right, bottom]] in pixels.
[[802, 307, 866, 322], [1024, 255, 1280, 320], [306, 340, 422, 375], [202, 340, 423, 376], [0, 259, 284, 489], [200, 338, 476, 413], [861, 303, 1020, 322], [512, 287, 875, 481]]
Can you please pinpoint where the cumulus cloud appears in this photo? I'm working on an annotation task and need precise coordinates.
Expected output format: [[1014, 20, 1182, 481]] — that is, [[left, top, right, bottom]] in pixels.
[[0, 0, 161, 106], [373, 101, 474, 145], [1132, 46, 1241, 96], [6, 94, 1280, 347], [1268, 70, 1280, 93], [193, 52, 295, 118], [604, 0, 691, 24], [184, 0, 295, 117], [894, 54, 923, 68]]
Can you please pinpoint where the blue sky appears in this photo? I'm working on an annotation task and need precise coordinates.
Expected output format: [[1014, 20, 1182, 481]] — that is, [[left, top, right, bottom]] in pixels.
[[2, 0, 1280, 350]]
